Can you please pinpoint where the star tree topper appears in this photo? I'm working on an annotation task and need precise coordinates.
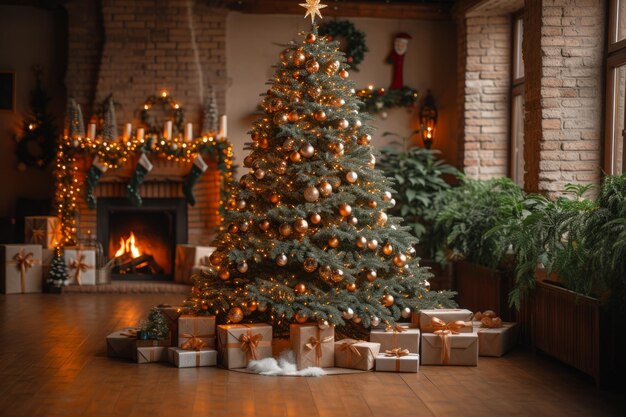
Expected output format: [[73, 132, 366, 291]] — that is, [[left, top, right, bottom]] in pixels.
[[299, 0, 327, 23]]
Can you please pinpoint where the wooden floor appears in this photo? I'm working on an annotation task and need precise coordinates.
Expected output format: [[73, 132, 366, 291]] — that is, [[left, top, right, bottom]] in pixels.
[[0, 294, 623, 417]]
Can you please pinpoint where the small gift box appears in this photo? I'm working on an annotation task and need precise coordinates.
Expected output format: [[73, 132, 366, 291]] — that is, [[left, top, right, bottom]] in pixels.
[[24, 216, 61, 249], [178, 315, 216, 349], [290, 323, 335, 369], [473, 319, 519, 357], [1, 244, 42, 294], [369, 324, 420, 353], [106, 328, 140, 359], [217, 323, 273, 369], [421, 333, 478, 366], [174, 244, 216, 284], [136, 346, 168, 364], [375, 350, 420, 373], [334, 339, 380, 371], [419, 309, 473, 333], [157, 305, 184, 346], [64, 246, 96, 286], [169, 347, 217, 368]]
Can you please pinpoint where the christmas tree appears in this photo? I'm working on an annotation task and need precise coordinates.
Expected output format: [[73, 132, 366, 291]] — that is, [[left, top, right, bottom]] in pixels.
[[48, 248, 69, 288], [146, 307, 169, 340], [187, 1, 454, 336]]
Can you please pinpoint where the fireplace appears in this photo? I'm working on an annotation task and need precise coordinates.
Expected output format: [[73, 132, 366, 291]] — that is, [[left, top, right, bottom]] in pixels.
[[97, 198, 187, 280]]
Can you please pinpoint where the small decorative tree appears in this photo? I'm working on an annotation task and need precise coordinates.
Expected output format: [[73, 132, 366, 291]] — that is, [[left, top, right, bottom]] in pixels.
[[146, 307, 169, 340], [47, 248, 69, 289]]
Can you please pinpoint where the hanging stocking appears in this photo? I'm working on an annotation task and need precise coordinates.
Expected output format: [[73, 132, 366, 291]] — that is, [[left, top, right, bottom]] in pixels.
[[127, 153, 153, 207], [85, 156, 108, 209], [183, 154, 209, 206]]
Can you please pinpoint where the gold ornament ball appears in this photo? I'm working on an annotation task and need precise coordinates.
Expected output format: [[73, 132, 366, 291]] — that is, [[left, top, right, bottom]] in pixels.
[[318, 319, 330, 330], [339, 69, 349, 79], [357, 134, 371, 146], [306, 60, 320, 73], [228, 307, 244, 323], [254, 168, 266, 180], [328, 236, 339, 248], [338, 203, 352, 217], [294, 283, 307, 294], [376, 211, 388, 226], [292, 51, 306, 65], [381, 294, 395, 307], [393, 253, 407, 267], [279, 223, 293, 237], [382, 243, 393, 256], [274, 113, 288, 125], [289, 150, 302, 163], [269, 193, 281, 204], [345, 171, 358, 183], [283, 137, 296, 150], [346, 282, 357, 292], [367, 239, 378, 250], [247, 300, 258, 312], [228, 223, 239, 234], [219, 269, 230, 281], [355, 236, 367, 248], [295, 312, 308, 323], [304, 186, 320, 202], [304, 258, 318, 273], [288, 111, 299, 122], [306, 33, 316, 43], [310, 212, 322, 224], [237, 260, 248, 273], [319, 265, 332, 280], [243, 155, 254, 167], [337, 119, 349, 130], [352, 315, 362, 324], [300, 143, 315, 158], [259, 219, 271, 231], [294, 218, 309, 234], [334, 143, 345, 157], [259, 138, 269, 149], [334, 98, 346, 107], [276, 253, 288, 266], [325, 60, 340, 74], [407, 246, 417, 257], [319, 181, 333, 197], [368, 200, 378, 209], [209, 251, 224, 266], [314, 110, 327, 121], [365, 269, 377, 282], [332, 269, 344, 282], [347, 216, 358, 226]]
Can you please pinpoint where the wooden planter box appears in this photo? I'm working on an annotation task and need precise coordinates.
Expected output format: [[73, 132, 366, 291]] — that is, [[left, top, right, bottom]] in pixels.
[[453, 261, 514, 321], [533, 280, 603, 386]]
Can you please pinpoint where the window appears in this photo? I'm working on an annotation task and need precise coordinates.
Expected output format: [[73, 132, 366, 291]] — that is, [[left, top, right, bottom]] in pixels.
[[510, 13, 525, 186], [606, 0, 626, 174]]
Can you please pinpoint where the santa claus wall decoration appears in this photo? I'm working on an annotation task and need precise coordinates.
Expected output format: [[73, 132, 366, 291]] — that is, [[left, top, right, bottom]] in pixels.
[[386, 33, 412, 90]]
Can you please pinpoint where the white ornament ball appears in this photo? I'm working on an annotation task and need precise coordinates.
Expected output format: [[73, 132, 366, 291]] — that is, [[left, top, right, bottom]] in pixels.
[[342, 307, 354, 320], [370, 316, 381, 327], [401, 307, 412, 319]]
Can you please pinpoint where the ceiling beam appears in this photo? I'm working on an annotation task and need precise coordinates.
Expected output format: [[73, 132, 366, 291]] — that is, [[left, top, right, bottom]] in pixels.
[[219, 0, 452, 21]]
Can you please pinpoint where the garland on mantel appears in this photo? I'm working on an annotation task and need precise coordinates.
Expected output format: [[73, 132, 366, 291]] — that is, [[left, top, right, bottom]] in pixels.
[[54, 132, 235, 247]]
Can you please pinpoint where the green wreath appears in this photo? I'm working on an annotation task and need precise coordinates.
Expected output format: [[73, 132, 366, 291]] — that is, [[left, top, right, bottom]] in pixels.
[[319, 20, 368, 71], [140, 93, 185, 134]]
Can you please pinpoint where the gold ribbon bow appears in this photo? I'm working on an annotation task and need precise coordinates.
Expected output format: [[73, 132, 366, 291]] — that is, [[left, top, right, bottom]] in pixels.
[[432, 317, 467, 364], [181, 333, 208, 351], [339, 339, 362, 366], [12, 249, 35, 294], [31, 228, 47, 245], [69, 251, 93, 286], [305, 335, 334, 367], [120, 329, 139, 338], [480, 316, 503, 329], [384, 348, 409, 357], [239, 331, 263, 361], [385, 324, 407, 333]]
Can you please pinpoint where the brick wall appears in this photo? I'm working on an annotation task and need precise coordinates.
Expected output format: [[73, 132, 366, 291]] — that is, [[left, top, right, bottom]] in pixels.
[[461, 14, 511, 179]]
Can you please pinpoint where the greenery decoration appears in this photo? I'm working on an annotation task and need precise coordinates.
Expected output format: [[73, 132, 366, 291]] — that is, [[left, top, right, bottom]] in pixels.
[[319, 20, 368, 71], [146, 307, 170, 340], [356, 85, 419, 114], [141, 92, 185, 134], [14, 65, 57, 169]]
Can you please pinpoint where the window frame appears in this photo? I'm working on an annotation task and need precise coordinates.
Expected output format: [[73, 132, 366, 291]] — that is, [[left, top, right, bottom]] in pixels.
[[509, 10, 525, 186]]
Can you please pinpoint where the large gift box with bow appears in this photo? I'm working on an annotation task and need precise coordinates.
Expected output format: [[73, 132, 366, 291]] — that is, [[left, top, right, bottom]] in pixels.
[[1, 244, 42, 294], [136, 346, 169, 364], [217, 324, 273, 369], [169, 347, 217, 368], [369, 325, 420, 353], [334, 339, 380, 371], [106, 328, 140, 359], [419, 309, 473, 333], [24, 216, 62, 249], [174, 244, 216, 284], [421, 333, 478, 366], [375, 350, 420, 373], [64, 247, 96, 286], [178, 315, 216, 349], [290, 323, 335, 369], [473, 318, 519, 357]]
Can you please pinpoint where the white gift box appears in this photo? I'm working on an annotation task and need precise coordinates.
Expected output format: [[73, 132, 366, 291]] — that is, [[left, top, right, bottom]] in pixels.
[[174, 244, 216, 284], [375, 352, 419, 373], [421, 333, 478, 366], [369, 326, 420, 353], [1, 244, 42, 294], [169, 348, 217, 368], [64, 247, 96, 286]]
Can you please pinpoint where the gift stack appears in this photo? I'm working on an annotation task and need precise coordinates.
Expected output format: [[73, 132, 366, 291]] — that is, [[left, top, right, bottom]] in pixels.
[[419, 309, 478, 366], [175, 244, 216, 285], [371, 324, 420, 372]]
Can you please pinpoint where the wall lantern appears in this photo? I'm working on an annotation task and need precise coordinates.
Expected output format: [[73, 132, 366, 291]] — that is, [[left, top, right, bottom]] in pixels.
[[420, 90, 438, 149]]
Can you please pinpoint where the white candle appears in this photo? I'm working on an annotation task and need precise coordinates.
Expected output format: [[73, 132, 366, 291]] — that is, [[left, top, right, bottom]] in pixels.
[[164, 120, 173, 140], [124, 123, 132, 140], [219, 115, 227, 139], [185, 123, 193, 142], [137, 127, 145, 141], [88, 123, 96, 140]]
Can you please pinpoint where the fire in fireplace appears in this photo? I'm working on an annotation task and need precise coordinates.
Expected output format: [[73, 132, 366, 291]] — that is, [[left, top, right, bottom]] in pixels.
[[97, 198, 187, 280]]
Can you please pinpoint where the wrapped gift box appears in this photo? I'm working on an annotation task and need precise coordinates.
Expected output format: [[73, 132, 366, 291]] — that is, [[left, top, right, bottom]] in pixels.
[[174, 245, 216, 284], [419, 309, 473, 333], [106, 328, 140, 359], [64, 247, 96, 286], [170, 348, 217, 368], [217, 323, 273, 369], [369, 326, 420, 353], [1, 244, 42, 294], [178, 315, 216, 349], [157, 305, 184, 347], [474, 322, 519, 357], [421, 333, 478, 366], [136, 339, 171, 348], [375, 352, 419, 373], [136, 346, 168, 364], [24, 216, 61, 249], [290, 323, 335, 369], [334, 339, 380, 371]]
